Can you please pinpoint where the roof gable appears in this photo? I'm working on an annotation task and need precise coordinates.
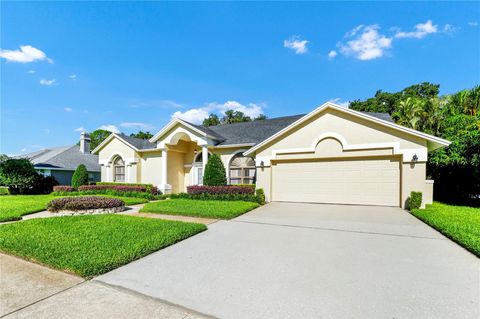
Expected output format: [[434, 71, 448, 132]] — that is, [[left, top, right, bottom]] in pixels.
[[245, 102, 450, 155]]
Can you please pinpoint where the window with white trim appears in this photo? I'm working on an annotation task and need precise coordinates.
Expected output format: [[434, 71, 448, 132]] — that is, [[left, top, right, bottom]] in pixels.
[[229, 154, 256, 185], [113, 156, 125, 182]]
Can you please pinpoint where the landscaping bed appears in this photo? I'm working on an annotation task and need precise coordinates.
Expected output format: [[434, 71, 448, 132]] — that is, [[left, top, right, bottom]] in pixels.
[[0, 195, 148, 222], [0, 214, 206, 277], [47, 196, 125, 215], [140, 199, 259, 219], [411, 202, 480, 257]]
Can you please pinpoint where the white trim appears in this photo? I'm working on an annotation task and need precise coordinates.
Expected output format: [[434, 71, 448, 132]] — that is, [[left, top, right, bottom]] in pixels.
[[149, 118, 221, 143], [213, 143, 256, 149], [244, 102, 450, 156], [262, 132, 428, 162], [92, 133, 141, 154]]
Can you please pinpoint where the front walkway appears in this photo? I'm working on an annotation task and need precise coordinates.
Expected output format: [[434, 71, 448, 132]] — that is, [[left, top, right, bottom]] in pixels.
[[4, 203, 217, 225], [96, 202, 480, 319], [0, 253, 210, 318]]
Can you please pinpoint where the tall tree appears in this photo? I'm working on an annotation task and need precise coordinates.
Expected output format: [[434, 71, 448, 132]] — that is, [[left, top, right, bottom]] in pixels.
[[202, 114, 221, 127], [89, 129, 112, 150], [130, 131, 153, 140]]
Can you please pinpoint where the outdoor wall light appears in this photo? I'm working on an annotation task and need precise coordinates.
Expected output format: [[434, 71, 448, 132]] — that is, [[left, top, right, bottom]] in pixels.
[[260, 161, 264, 168], [412, 154, 418, 162]]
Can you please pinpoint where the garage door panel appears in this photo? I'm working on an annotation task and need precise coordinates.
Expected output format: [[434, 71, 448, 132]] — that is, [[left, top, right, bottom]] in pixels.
[[272, 158, 399, 206]]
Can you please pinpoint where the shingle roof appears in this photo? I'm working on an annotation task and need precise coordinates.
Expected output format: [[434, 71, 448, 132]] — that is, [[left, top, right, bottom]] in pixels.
[[20, 145, 101, 172], [117, 134, 156, 150], [201, 112, 394, 146]]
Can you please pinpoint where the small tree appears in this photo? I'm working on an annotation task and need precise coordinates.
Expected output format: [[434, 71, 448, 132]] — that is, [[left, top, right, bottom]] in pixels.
[[0, 156, 39, 194], [203, 154, 227, 186], [71, 164, 89, 189]]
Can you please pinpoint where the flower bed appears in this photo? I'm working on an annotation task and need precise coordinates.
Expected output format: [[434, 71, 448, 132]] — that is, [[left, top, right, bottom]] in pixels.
[[96, 182, 158, 194], [187, 185, 255, 195], [47, 196, 125, 215], [79, 185, 147, 192], [53, 185, 75, 192]]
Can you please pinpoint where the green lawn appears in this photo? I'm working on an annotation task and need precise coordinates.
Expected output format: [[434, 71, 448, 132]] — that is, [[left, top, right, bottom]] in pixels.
[[0, 195, 148, 222], [0, 215, 206, 277], [140, 199, 259, 219], [411, 202, 480, 257]]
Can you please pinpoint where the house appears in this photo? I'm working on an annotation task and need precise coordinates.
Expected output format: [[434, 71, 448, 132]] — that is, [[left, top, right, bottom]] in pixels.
[[92, 102, 450, 208], [21, 132, 101, 185]]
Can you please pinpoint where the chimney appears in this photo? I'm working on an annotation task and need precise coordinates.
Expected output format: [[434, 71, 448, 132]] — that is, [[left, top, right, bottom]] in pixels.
[[80, 132, 91, 154]]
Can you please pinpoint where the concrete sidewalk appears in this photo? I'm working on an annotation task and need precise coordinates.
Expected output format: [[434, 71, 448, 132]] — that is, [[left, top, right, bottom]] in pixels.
[[0, 253, 210, 319]]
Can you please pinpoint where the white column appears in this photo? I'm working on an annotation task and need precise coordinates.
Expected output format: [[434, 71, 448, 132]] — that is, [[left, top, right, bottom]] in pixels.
[[161, 149, 168, 185], [160, 149, 172, 194], [202, 146, 209, 171]]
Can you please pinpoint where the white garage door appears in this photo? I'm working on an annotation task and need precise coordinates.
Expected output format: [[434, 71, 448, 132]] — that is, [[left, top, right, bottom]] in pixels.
[[271, 158, 400, 206]]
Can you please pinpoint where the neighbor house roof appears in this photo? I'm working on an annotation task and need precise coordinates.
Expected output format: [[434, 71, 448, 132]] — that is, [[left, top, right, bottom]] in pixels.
[[20, 145, 101, 172]]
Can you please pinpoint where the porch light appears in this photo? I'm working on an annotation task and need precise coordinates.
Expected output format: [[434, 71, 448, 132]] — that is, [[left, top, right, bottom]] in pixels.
[[412, 154, 418, 162], [260, 161, 264, 168]]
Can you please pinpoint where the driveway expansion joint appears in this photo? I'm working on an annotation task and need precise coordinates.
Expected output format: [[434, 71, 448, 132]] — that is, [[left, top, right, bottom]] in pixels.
[[230, 219, 447, 241]]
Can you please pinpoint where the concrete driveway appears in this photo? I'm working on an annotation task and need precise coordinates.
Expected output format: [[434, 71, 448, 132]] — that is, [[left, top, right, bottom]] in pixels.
[[97, 202, 480, 319]]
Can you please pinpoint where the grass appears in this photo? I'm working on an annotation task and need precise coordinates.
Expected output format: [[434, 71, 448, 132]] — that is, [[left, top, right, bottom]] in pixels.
[[411, 202, 480, 257], [140, 199, 259, 219], [0, 195, 148, 222], [0, 214, 206, 277]]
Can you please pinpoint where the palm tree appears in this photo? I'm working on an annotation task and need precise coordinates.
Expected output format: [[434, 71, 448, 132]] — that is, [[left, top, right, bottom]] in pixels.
[[466, 85, 480, 116], [392, 97, 423, 130]]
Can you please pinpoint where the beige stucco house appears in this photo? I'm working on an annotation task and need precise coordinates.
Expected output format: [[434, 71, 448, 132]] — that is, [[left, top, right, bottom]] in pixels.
[[92, 102, 450, 208]]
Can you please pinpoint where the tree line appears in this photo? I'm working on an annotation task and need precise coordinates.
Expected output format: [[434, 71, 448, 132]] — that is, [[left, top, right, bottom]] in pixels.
[[350, 82, 479, 205]]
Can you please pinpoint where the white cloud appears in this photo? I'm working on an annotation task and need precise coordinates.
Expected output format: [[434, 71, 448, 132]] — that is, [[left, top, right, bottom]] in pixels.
[[98, 125, 120, 133], [27, 70, 36, 74], [40, 78, 56, 86], [328, 98, 350, 108], [64, 107, 73, 112], [284, 36, 309, 54], [394, 20, 438, 39], [172, 101, 265, 125], [172, 107, 211, 124], [0, 45, 53, 63], [69, 74, 77, 80], [468, 21, 478, 27], [339, 25, 393, 60], [328, 50, 338, 59], [74, 126, 86, 132], [43, 128, 51, 135], [120, 122, 154, 130]]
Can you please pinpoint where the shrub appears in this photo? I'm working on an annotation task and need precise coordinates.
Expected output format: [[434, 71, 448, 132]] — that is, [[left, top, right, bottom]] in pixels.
[[0, 186, 9, 195], [96, 182, 158, 194], [31, 175, 58, 194], [53, 185, 75, 192], [409, 191, 422, 210], [187, 185, 255, 195], [71, 164, 89, 189], [79, 185, 147, 192], [255, 188, 265, 205], [47, 196, 125, 212], [0, 157, 39, 194], [203, 154, 227, 186], [170, 192, 258, 202], [52, 189, 159, 200]]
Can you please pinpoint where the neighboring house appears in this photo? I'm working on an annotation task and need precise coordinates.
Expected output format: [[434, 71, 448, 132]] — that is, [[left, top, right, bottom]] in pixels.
[[21, 133, 101, 185], [93, 102, 450, 208]]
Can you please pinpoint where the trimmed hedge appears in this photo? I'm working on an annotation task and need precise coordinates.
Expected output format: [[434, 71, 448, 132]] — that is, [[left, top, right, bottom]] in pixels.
[[47, 196, 125, 212], [187, 185, 255, 195], [96, 182, 157, 193], [255, 188, 265, 205], [170, 192, 260, 203], [52, 189, 158, 200], [409, 191, 422, 210], [79, 185, 147, 192], [53, 185, 75, 192]]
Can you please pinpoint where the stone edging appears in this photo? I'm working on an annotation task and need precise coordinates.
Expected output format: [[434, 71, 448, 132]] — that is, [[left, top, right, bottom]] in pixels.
[[52, 206, 125, 216]]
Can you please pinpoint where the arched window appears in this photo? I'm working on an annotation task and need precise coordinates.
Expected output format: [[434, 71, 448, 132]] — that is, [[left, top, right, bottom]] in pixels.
[[192, 151, 210, 185], [113, 156, 125, 182], [229, 154, 256, 185]]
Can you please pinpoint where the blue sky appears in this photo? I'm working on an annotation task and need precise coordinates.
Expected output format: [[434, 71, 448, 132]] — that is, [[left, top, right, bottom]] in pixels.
[[1, 1, 479, 155]]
